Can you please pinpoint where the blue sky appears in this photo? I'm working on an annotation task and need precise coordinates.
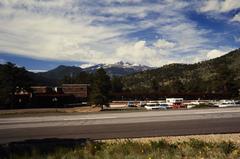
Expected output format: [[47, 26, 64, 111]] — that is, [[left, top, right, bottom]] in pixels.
[[0, 0, 239, 72]]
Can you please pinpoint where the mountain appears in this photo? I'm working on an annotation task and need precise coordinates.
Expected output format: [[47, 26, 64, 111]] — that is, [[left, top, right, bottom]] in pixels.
[[2, 49, 240, 98], [38, 61, 153, 81], [121, 48, 240, 96], [36, 48, 240, 96], [38, 65, 83, 81], [83, 61, 153, 76]]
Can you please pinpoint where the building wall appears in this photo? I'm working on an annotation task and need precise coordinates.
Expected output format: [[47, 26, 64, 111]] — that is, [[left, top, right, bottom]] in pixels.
[[31, 86, 52, 94], [62, 84, 89, 98]]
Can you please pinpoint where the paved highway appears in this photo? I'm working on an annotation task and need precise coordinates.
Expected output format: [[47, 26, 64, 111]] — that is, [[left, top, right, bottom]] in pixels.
[[0, 107, 240, 143]]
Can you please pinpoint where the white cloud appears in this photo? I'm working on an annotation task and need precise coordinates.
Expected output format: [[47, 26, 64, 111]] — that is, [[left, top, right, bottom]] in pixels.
[[155, 22, 210, 56], [154, 39, 175, 49], [115, 40, 161, 66], [232, 13, 240, 22], [206, 49, 226, 59], [200, 0, 221, 12], [0, 5, 122, 63], [221, 0, 240, 12], [234, 36, 240, 43], [198, 0, 240, 28], [0, 0, 237, 67], [103, 0, 142, 3], [200, 0, 240, 13], [0, 0, 71, 9]]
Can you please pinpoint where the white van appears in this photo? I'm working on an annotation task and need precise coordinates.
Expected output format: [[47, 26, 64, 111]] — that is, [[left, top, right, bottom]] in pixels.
[[166, 98, 183, 109]]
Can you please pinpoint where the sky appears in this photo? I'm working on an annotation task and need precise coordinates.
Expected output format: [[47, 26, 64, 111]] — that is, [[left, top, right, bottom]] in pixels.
[[0, 0, 240, 71]]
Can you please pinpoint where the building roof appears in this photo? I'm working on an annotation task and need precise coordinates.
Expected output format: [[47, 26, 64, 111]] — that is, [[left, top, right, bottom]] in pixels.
[[62, 84, 90, 87]]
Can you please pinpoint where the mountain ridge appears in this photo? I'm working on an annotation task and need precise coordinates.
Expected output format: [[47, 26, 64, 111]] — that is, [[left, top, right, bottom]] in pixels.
[[38, 65, 83, 80], [38, 61, 154, 80], [121, 48, 240, 96]]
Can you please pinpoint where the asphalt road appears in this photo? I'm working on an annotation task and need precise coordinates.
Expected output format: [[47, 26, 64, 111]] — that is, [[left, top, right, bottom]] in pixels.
[[0, 107, 240, 144]]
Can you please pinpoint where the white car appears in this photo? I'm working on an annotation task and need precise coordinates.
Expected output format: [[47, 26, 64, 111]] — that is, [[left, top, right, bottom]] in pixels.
[[145, 103, 168, 110], [217, 100, 240, 107]]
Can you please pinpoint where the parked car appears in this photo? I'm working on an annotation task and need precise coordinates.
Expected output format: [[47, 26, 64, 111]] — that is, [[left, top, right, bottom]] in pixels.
[[166, 98, 183, 109], [145, 103, 168, 110], [217, 100, 240, 107], [139, 101, 146, 107], [127, 101, 136, 107], [186, 104, 196, 109]]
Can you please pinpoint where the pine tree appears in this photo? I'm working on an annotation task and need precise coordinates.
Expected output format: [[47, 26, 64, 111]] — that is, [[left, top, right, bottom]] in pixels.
[[90, 68, 111, 108], [111, 76, 123, 93], [0, 62, 32, 107]]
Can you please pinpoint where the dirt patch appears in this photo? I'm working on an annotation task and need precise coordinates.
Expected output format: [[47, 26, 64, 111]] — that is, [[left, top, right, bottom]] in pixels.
[[0, 106, 101, 117], [64, 106, 101, 113]]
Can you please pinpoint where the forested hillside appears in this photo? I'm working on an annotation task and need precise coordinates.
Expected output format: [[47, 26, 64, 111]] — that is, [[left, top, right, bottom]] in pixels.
[[122, 49, 240, 96]]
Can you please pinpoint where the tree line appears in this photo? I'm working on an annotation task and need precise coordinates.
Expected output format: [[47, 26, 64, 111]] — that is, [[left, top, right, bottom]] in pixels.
[[0, 62, 124, 108], [0, 62, 32, 108], [62, 68, 123, 107]]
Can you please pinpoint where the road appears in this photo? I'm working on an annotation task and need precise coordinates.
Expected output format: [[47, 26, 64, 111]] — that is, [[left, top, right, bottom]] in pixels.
[[0, 107, 240, 144]]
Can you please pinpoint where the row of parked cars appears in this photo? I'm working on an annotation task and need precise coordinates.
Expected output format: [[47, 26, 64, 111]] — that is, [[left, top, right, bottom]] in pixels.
[[127, 98, 240, 110], [127, 98, 184, 110], [214, 100, 240, 107]]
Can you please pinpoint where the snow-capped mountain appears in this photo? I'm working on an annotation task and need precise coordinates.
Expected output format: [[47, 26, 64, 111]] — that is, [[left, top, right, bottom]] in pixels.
[[39, 61, 154, 80], [82, 61, 154, 76]]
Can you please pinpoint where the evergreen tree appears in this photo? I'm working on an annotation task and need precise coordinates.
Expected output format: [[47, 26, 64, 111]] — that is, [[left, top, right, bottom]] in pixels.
[[111, 76, 123, 93], [62, 75, 73, 84], [0, 62, 32, 107], [90, 68, 111, 107], [62, 71, 92, 84], [171, 79, 184, 93], [215, 62, 238, 95], [151, 78, 159, 92]]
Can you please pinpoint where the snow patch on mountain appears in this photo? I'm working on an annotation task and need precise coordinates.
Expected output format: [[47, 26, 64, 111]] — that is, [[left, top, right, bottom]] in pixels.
[[83, 61, 152, 70], [79, 63, 96, 69]]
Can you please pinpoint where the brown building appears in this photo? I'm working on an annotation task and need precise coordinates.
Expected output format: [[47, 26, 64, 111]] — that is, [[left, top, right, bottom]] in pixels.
[[31, 86, 53, 94], [62, 84, 89, 98], [12, 84, 89, 108]]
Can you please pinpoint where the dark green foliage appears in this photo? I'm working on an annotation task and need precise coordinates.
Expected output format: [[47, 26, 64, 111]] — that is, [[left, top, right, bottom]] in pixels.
[[218, 141, 236, 154], [90, 92, 108, 106], [151, 78, 159, 92], [90, 68, 111, 107], [193, 103, 213, 108], [1, 139, 240, 159], [62, 71, 93, 84], [122, 48, 240, 97], [189, 138, 207, 150], [0, 62, 33, 107], [150, 140, 169, 150], [38, 65, 83, 81], [111, 76, 123, 93]]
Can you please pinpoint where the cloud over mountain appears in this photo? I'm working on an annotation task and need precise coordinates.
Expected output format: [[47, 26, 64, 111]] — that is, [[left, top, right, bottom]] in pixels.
[[0, 0, 239, 67]]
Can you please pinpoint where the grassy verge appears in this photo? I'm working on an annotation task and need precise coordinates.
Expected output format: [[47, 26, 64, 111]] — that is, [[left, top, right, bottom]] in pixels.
[[0, 106, 101, 117], [192, 103, 217, 109], [1, 137, 240, 159]]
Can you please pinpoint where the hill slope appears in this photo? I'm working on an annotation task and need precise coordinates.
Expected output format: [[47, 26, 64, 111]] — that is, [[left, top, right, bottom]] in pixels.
[[38, 65, 83, 81], [122, 48, 240, 96]]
